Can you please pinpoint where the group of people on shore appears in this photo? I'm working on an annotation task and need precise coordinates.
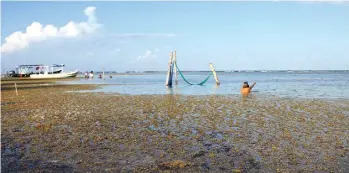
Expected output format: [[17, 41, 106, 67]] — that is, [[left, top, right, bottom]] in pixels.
[[84, 71, 94, 79], [84, 71, 113, 79]]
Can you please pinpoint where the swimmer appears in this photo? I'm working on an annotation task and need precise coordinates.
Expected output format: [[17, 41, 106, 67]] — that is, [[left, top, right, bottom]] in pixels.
[[241, 81, 256, 95]]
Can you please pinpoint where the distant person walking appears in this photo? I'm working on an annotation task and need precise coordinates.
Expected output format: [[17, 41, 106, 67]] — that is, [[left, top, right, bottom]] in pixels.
[[89, 71, 94, 79], [84, 71, 89, 79]]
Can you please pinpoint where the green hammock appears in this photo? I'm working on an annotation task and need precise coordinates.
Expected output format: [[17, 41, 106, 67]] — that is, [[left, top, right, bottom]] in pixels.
[[174, 62, 212, 85]]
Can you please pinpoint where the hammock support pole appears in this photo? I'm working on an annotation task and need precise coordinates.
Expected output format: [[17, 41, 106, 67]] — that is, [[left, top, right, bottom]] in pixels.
[[165, 50, 220, 86], [173, 50, 178, 85], [209, 63, 220, 85], [165, 52, 174, 86]]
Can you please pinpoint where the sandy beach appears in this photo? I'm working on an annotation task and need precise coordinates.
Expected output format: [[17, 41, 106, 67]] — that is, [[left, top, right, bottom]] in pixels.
[[1, 80, 349, 172]]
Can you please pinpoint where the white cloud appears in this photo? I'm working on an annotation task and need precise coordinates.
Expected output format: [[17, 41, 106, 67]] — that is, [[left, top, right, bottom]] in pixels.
[[108, 48, 121, 55], [137, 50, 152, 61], [112, 33, 175, 38], [1, 6, 101, 54], [86, 51, 94, 56], [128, 48, 160, 64]]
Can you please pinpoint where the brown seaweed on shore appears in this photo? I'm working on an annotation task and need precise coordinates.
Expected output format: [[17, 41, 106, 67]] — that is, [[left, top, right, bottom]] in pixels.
[[1, 84, 349, 172]]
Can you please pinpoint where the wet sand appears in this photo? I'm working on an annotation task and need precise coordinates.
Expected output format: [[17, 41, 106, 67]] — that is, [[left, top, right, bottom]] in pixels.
[[1, 81, 349, 172]]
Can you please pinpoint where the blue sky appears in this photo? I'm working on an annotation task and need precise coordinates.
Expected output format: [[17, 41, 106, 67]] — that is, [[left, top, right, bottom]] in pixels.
[[1, 1, 349, 72]]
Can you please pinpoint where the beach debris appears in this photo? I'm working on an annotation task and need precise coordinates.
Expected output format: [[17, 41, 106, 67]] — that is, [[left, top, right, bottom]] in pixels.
[[192, 150, 206, 158], [158, 160, 187, 170]]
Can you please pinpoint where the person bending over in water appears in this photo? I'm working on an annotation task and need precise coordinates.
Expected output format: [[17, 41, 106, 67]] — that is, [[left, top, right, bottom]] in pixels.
[[241, 81, 256, 95]]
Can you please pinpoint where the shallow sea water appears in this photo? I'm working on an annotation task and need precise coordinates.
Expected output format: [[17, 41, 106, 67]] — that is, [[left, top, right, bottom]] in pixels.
[[64, 72, 349, 99]]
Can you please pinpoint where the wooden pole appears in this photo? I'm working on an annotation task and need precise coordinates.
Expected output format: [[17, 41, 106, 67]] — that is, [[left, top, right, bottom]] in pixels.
[[165, 52, 174, 86], [15, 83, 18, 96], [173, 50, 178, 85], [169, 52, 174, 85], [209, 63, 220, 85]]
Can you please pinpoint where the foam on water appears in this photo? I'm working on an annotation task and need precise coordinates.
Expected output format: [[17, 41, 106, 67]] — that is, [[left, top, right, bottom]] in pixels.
[[62, 72, 349, 98]]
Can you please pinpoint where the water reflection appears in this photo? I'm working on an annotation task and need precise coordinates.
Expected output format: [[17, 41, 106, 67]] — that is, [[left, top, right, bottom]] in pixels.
[[165, 86, 174, 95], [211, 84, 220, 95]]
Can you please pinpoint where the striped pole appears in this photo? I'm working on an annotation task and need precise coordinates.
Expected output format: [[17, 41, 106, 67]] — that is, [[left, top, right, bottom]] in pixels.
[[209, 63, 220, 85], [173, 50, 178, 85], [165, 52, 174, 86]]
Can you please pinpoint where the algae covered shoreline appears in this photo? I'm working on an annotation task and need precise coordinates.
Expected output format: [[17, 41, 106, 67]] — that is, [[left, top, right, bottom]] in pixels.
[[1, 83, 349, 172]]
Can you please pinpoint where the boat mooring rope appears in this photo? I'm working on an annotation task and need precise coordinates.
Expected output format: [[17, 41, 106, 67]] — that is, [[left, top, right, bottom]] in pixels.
[[174, 62, 212, 85]]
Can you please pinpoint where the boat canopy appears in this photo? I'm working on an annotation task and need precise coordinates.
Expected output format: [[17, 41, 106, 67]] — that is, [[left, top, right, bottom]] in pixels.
[[16, 64, 65, 67], [52, 64, 65, 67], [17, 65, 43, 68]]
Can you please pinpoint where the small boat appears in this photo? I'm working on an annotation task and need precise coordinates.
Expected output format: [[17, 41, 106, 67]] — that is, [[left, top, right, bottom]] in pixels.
[[30, 70, 78, 79], [29, 64, 78, 79], [6, 64, 63, 77], [33, 69, 62, 75]]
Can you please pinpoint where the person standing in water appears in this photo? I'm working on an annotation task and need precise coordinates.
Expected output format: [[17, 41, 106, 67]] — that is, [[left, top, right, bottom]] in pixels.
[[89, 71, 94, 79], [241, 81, 256, 95]]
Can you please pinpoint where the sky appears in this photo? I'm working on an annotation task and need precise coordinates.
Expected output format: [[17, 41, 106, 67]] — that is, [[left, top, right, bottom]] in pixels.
[[1, 1, 349, 72]]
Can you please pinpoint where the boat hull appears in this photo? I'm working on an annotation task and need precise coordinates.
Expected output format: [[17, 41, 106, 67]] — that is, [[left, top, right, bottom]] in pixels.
[[30, 70, 78, 79]]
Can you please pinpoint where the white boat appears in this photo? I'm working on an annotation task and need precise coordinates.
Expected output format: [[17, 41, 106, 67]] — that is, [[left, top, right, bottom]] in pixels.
[[30, 64, 79, 79]]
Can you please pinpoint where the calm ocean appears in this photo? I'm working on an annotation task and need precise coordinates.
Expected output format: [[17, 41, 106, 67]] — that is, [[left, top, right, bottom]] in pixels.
[[63, 71, 349, 99]]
